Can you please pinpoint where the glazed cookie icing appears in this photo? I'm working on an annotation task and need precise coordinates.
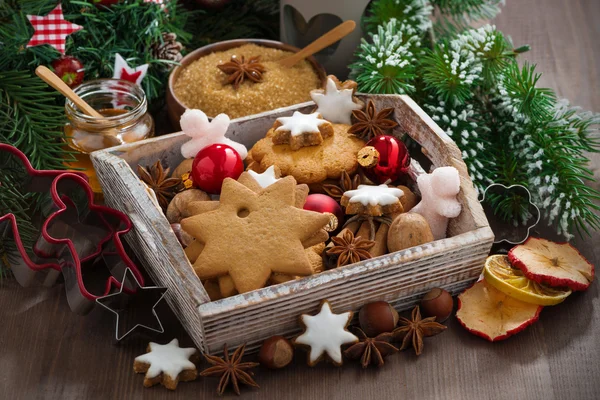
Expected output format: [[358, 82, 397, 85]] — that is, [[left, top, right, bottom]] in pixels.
[[275, 112, 329, 136], [134, 339, 197, 379], [295, 301, 358, 365], [311, 77, 362, 125], [248, 165, 280, 188], [344, 184, 404, 206]]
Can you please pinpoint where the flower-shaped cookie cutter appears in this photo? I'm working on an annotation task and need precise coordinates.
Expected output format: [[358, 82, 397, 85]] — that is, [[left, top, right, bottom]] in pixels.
[[0, 144, 145, 314], [479, 183, 541, 245]]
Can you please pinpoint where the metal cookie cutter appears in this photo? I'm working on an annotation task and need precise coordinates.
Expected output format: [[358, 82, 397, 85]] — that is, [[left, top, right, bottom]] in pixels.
[[479, 183, 541, 245], [0, 144, 146, 314], [96, 268, 167, 341]]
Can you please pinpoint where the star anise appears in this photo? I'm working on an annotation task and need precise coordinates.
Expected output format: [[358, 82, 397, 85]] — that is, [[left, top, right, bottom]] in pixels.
[[137, 161, 181, 210], [326, 229, 375, 268], [217, 55, 266, 90], [348, 99, 398, 140], [322, 170, 361, 201], [392, 306, 446, 356], [343, 328, 398, 368], [200, 343, 259, 396]]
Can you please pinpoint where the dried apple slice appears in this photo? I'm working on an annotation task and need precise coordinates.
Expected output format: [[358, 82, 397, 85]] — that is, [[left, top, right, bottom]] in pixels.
[[456, 279, 542, 342], [484, 254, 572, 306], [508, 237, 594, 291]]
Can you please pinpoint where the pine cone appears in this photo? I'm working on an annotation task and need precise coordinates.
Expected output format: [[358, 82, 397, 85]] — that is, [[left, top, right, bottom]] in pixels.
[[151, 32, 183, 68]]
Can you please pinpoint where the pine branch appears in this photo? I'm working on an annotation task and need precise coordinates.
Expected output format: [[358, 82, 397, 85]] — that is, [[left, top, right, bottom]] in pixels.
[[363, 0, 433, 34], [350, 18, 421, 95], [421, 39, 482, 103], [431, 0, 504, 36]]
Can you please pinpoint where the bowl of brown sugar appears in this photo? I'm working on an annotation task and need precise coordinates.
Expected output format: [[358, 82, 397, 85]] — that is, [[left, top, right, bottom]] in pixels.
[[167, 39, 327, 129]]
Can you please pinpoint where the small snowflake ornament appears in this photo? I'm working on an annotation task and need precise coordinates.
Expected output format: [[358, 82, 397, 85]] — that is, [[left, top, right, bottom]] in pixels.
[[311, 76, 363, 124], [113, 53, 149, 86], [341, 184, 404, 216], [293, 300, 358, 366], [26, 3, 83, 54], [133, 339, 199, 390], [180, 109, 247, 159], [248, 166, 280, 188]]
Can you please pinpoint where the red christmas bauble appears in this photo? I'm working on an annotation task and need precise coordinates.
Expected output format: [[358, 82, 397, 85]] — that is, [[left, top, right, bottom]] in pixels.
[[191, 144, 243, 194], [358, 135, 411, 184], [51, 56, 84, 88], [303, 194, 344, 232]]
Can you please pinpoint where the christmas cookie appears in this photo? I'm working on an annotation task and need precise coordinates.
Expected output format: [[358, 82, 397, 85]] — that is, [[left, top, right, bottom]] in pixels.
[[249, 123, 366, 184], [311, 75, 363, 125], [133, 339, 199, 390], [272, 111, 334, 150], [341, 184, 405, 216], [180, 177, 330, 293], [293, 300, 358, 366]]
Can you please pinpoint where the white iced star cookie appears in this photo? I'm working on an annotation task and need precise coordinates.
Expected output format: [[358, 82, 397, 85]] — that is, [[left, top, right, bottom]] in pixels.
[[341, 184, 405, 216], [311, 76, 363, 124], [180, 109, 248, 159], [293, 300, 358, 366], [133, 339, 199, 390], [248, 165, 280, 188], [272, 111, 334, 150]]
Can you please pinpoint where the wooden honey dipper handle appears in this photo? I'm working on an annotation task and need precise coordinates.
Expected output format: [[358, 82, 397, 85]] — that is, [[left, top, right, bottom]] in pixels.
[[35, 66, 104, 118]]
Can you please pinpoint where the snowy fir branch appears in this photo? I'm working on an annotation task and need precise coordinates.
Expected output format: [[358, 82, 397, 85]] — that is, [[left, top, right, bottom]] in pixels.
[[352, 0, 600, 238]]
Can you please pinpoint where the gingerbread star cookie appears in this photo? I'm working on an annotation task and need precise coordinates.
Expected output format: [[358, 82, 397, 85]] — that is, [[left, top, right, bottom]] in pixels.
[[341, 184, 405, 216], [133, 339, 199, 390], [180, 177, 330, 293], [311, 75, 363, 125], [293, 300, 358, 366], [272, 111, 334, 150], [249, 123, 365, 184]]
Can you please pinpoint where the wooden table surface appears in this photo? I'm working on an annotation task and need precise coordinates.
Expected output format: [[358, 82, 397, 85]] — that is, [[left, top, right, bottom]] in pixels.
[[1, 1, 599, 399]]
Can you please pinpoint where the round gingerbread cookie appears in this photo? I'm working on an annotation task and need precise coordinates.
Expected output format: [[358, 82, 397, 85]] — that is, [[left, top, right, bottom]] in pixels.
[[249, 123, 365, 184]]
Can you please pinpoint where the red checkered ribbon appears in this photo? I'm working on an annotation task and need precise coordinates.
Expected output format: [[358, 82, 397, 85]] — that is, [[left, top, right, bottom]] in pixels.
[[26, 4, 82, 54]]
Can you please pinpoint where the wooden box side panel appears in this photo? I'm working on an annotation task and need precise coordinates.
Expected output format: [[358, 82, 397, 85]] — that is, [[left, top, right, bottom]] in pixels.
[[199, 226, 494, 354], [90, 152, 209, 349]]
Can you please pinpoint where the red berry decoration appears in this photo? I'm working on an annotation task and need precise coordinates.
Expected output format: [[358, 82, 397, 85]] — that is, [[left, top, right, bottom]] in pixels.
[[303, 193, 344, 232], [357, 135, 411, 184], [191, 144, 243, 194], [51, 56, 84, 88]]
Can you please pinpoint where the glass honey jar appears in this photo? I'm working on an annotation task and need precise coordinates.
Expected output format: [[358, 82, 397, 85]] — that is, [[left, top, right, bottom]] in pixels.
[[64, 79, 154, 193]]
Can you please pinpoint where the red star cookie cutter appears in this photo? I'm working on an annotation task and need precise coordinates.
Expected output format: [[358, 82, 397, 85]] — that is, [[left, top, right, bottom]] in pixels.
[[0, 144, 145, 315]]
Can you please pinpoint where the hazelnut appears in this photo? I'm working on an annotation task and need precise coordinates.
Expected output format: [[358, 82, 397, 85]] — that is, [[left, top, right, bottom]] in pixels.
[[171, 158, 194, 179], [359, 301, 399, 337], [420, 288, 453, 322], [258, 336, 294, 369], [166, 189, 211, 223], [171, 223, 193, 247]]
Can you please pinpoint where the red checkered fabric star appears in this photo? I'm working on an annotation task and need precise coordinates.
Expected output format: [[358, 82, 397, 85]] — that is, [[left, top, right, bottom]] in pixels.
[[26, 3, 82, 54]]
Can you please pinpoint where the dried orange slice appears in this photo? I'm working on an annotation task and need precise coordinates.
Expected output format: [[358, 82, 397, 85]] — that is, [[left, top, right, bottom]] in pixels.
[[484, 255, 571, 306], [509, 237, 594, 291], [456, 279, 542, 341]]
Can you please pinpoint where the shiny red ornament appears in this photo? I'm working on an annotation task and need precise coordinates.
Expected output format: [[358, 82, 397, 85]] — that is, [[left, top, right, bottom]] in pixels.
[[191, 144, 243, 194], [303, 194, 344, 232], [359, 135, 411, 184]]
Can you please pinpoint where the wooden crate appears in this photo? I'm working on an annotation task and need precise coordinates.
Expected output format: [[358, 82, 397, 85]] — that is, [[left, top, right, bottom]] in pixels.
[[91, 94, 494, 354]]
